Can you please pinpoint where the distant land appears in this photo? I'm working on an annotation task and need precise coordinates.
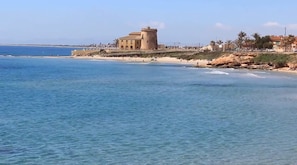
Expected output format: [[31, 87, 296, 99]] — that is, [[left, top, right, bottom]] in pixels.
[[71, 48, 297, 74]]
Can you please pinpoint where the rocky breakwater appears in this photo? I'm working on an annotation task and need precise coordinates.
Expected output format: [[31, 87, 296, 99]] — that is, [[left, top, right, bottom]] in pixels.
[[209, 52, 273, 70]]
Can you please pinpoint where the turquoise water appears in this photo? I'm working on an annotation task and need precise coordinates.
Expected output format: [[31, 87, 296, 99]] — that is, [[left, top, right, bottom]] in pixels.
[[1, 48, 297, 164]]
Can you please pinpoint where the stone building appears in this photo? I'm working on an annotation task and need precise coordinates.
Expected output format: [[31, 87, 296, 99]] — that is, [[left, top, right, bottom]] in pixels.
[[118, 27, 158, 50]]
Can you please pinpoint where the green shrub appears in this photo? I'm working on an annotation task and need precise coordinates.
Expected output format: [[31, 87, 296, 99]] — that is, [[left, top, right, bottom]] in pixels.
[[190, 52, 226, 60], [253, 53, 290, 68]]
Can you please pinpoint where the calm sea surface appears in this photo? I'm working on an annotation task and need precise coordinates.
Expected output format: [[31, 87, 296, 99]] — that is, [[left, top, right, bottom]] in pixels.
[[1, 46, 297, 164], [0, 45, 80, 56]]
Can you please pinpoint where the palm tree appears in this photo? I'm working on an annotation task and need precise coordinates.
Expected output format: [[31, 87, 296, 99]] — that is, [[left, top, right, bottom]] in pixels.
[[252, 33, 260, 41], [238, 31, 247, 38], [237, 31, 247, 50], [244, 37, 254, 50], [216, 40, 223, 51], [216, 40, 223, 45], [252, 33, 261, 49], [225, 40, 233, 51]]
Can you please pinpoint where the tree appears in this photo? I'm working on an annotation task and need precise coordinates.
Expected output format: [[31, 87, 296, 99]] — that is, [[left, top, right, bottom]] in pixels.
[[113, 38, 119, 47], [252, 33, 261, 41], [216, 40, 223, 45], [236, 31, 247, 50], [225, 40, 233, 51], [249, 34, 273, 50], [244, 37, 254, 50], [252, 33, 261, 49], [216, 40, 223, 51], [261, 36, 273, 49]]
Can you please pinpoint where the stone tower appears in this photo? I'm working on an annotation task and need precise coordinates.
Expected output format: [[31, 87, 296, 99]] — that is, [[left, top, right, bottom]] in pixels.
[[140, 27, 158, 50]]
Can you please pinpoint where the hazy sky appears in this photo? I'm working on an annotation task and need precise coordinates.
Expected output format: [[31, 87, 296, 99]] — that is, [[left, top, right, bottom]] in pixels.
[[1, 0, 296, 45]]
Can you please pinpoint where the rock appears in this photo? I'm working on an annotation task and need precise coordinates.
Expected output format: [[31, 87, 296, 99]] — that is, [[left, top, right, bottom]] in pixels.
[[210, 54, 237, 66], [288, 62, 297, 70], [240, 63, 248, 68], [210, 52, 257, 68], [248, 64, 271, 70]]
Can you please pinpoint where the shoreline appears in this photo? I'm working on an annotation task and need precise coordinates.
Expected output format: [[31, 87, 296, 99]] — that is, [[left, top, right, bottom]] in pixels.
[[3, 54, 297, 75], [72, 55, 297, 75], [72, 55, 210, 67], [272, 67, 297, 74]]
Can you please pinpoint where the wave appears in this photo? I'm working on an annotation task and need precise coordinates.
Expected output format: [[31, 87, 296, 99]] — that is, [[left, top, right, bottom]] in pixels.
[[0, 54, 13, 57], [126, 62, 151, 65], [244, 73, 265, 78], [206, 70, 229, 75]]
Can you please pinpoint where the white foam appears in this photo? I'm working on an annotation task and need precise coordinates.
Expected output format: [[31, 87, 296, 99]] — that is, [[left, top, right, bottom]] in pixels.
[[206, 70, 229, 75], [245, 73, 265, 78], [126, 62, 151, 65], [0, 55, 13, 57]]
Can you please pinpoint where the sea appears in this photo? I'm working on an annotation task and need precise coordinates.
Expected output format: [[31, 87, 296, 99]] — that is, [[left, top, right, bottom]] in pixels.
[[1, 45, 297, 164]]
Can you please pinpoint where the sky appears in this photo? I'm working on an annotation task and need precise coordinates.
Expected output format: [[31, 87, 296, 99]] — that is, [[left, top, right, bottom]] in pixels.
[[1, 0, 297, 45]]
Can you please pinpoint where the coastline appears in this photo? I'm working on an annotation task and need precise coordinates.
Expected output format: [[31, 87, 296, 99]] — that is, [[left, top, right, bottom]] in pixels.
[[71, 55, 297, 75], [72, 55, 210, 67], [272, 67, 297, 74]]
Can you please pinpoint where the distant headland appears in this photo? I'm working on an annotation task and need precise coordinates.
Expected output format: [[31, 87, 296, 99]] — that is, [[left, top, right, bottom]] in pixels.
[[71, 48, 297, 74], [71, 27, 297, 74]]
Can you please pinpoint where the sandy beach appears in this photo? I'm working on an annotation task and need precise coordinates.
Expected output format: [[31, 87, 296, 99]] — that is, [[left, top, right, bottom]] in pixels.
[[272, 67, 297, 74], [72, 55, 210, 67], [71, 55, 297, 74]]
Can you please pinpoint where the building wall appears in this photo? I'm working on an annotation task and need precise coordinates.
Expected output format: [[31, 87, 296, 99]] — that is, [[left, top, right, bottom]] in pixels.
[[118, 39, 141, 50], [141, 27, 158, 50]]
